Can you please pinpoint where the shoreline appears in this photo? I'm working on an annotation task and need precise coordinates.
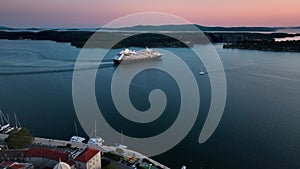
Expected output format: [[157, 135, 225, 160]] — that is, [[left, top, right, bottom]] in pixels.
[[0, 30, 299, 52], [223, 40, 300, 52], [0, 133, 170, 169]]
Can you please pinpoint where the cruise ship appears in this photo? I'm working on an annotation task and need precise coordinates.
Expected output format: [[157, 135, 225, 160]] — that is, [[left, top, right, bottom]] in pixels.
[[113, 48, 163, 64]]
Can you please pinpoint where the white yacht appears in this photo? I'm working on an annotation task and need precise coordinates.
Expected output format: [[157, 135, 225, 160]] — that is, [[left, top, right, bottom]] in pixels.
[[70, 121, 85, 143], [87, 121, 104, 146], [199, 67, 206, 75], [115, 130, 127, 149], [4, 113, 21, 134], [87, 137, 104, 146], [0, 110, 10, 132], [70, 136, 85, 143]]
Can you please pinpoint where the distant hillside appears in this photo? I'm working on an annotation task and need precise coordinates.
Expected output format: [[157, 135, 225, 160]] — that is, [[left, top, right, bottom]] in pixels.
[[1, 24, 299, 32], [0, 29, 299, 52], [288, 26, 300, 29], [196, 25, 279, 32], [103, 24, 280, 32], [0, 26, 16, 30]]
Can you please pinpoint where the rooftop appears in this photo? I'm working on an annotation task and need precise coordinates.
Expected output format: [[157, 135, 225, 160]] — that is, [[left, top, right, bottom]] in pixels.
[[74, 148, 100, 163], [0, 161, 33, 169], [25, 148, 69, 162]]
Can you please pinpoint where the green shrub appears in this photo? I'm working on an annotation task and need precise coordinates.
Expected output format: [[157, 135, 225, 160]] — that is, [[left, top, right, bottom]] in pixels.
[[103, 152, 122, 161], [101, 159, 118, 169], [5, 128, 34, 149]]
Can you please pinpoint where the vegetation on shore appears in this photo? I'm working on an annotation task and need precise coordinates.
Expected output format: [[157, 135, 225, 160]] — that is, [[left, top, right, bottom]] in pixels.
[[223, 40, 300, 52], [5, 128, 34, 149], [101, 159, 118, 169], [103, 152, 122, 161], [0, 30, 299, 52]]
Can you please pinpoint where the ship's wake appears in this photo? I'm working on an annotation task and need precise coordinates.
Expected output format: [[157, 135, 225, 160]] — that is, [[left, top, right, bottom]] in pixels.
[[0, 62, 114, 76]]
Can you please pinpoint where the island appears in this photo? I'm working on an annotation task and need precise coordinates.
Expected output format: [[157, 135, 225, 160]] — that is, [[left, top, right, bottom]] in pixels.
[[223, 40, 300, 52], [0, 25, 299, 52]]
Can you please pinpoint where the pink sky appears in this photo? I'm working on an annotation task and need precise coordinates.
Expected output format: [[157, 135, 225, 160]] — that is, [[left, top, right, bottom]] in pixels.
[[0, 0, 299, 27]]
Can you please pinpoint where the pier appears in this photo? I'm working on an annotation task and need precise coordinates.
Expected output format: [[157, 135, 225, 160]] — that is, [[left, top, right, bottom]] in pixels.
[[0, 134, 170, 169], [0, 133, 110, 152]]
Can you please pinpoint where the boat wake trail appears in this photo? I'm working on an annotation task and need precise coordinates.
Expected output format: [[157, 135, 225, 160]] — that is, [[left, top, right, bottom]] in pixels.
[[205, 62, 254, 74], [0, 62, 115, 76], [250, 72, 300, 82]]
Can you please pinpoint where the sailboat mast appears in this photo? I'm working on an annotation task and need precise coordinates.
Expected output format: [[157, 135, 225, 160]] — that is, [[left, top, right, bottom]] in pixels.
[[7, 114, 10, 124], [1, 112, 9, 124], [94, 120, 97, 137], [121, 130, 124, 145], [14, 113, 17, 128], [14, 113, 21, 129], [74, 121, 78, 136], [13, 113, 21, 129], [0, 111, 4, 125]]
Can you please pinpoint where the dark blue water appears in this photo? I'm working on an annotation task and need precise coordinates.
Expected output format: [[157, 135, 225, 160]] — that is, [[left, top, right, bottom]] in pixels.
[[0, 40, 299, 169]]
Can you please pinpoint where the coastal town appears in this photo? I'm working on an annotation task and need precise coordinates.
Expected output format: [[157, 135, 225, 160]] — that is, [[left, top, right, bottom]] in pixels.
[[0, 111, 170, 169]]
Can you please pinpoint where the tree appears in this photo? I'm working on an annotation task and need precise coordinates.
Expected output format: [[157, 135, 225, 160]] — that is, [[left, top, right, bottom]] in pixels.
[[5, 128, 34, 149], [101, 159, 118, 169]]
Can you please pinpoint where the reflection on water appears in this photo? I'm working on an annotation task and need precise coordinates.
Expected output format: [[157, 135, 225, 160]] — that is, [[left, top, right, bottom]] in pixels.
[[275, 36, 300, 42], [276, 28, 300, 34]]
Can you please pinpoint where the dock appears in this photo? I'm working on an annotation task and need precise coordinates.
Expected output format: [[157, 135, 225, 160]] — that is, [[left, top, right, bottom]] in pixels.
[[0, 134, 170, 169]]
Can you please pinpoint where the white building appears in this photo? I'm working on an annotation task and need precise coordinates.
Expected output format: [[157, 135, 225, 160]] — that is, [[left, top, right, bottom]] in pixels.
[[53, 161, 71, 169], [74, 148, 101, 169]]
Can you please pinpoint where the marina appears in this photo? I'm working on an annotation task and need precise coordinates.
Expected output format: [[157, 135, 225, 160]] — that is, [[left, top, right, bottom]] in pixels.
[[0, 110, 21, 134], [0, 133, 170, 169]]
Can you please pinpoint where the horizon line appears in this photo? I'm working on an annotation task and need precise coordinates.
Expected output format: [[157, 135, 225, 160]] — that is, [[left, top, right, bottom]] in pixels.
[[1, 24, 300, 29]]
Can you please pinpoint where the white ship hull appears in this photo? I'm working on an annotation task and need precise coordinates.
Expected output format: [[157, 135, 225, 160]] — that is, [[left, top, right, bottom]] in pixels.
[[113, 48, 162, 65]]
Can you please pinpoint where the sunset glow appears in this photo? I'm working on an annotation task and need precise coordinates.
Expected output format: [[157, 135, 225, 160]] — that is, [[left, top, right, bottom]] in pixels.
[[0, 0, 299, 27]]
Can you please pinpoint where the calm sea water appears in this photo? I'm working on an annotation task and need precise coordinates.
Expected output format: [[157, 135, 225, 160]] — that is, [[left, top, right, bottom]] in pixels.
[[0, 40, 300, 169]]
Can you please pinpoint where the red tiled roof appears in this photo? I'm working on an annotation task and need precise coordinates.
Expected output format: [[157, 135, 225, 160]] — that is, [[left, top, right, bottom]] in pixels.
[[1, 162, 25, 169], [74, 148, 99, 163], [25, 148, 69, 162], [66, 160, 74, 166], [0, 150, 27, 158], [11, 163, 25, 169], [1, 161, 14, 167]]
